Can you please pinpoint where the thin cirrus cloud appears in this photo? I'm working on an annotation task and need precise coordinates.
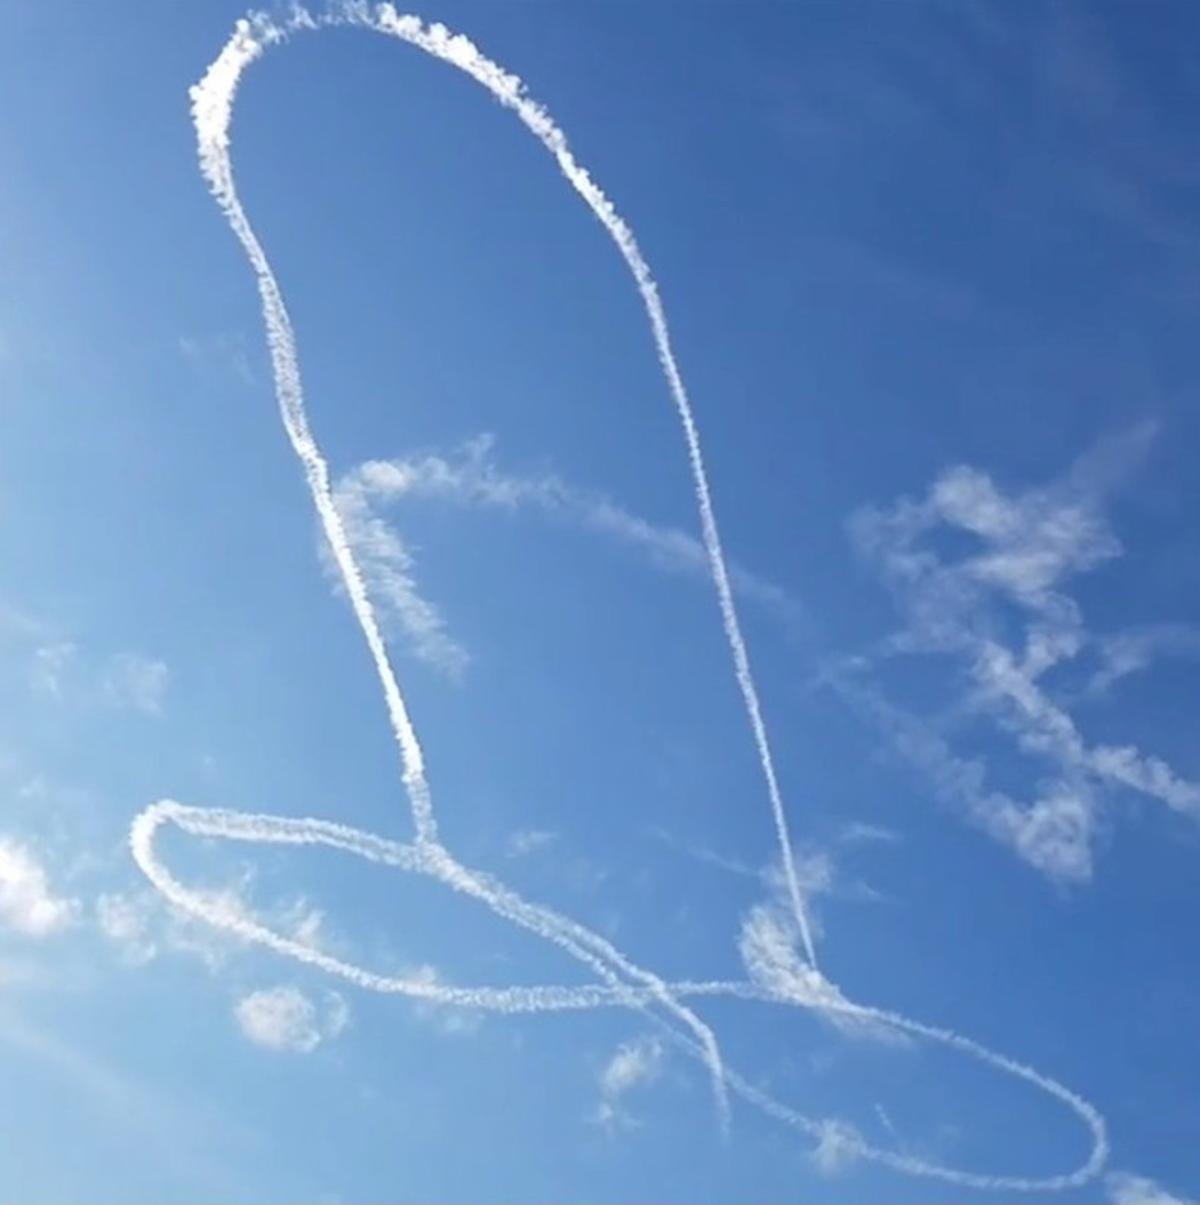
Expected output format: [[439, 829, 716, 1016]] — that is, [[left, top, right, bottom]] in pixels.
[[1085, 624, 1200, 698], [28, 640, 168, 716], [330, 435, 807, 681], [0, 838, 79, 937], [842, 422, 1200, 882], [648, 824, 872, 945], [101, 653, 170, 715], [838, 821, 900, 845], [2, 589, 166, 714], [96, 884, 327, 974], [178, 331, 257, 386], [327, 463, 471, 679], [504, 828, 558, 859], [95, 892, 160, 966]]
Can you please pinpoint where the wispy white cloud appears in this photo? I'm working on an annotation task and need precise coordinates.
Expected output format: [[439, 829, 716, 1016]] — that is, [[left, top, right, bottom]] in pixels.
[[96, 892, 159, 965], [29, 640, 168, 716], [874, 1102, 900, 1144], [0, 600, 52, 642], [594, 1034, 664, 1130], [1086, 625, 1200, 697], [102, 653, 169, 715], [338, 426, 1195, 891], [1106, 1171, 1194, 1205], [833, 672, 1098, 883], [601, 1035, 664, 1098], [234, 985, 348, 1053], [653, 826, 884, 920], [328, 471, 469, 679], [30, 642, 76, 698], [765, 847, 835, 903], [332, 437, 808, 681], [840, 821, 900, 845], [0, 838, 79, 936], [96, 883, 326, 975], [648, 825, 758, 881], [505, 828, 557, 858], [846, 426, 1199, 881], [96, 886, 233, 972], [178, 331, 256, 385]]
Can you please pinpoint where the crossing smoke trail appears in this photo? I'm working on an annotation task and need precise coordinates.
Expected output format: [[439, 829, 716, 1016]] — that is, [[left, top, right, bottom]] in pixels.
[[182, 0, 731, 1125], [131, 3, 1109, 1190], [134, 795, 1108, 1190]]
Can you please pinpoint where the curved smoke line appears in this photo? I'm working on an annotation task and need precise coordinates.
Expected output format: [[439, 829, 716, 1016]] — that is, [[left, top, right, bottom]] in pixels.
[[132, 3, 1108, 1190], [134, 797, 1107, 1190]]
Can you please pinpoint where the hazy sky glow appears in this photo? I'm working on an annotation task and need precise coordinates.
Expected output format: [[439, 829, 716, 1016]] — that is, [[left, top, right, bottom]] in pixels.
[[1, 3, 1198, 1203]]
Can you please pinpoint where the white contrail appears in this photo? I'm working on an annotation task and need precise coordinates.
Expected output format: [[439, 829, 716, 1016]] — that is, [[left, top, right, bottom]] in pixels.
[[132, 797, 1107, 1190], [132, 800, 650, 1013], [199, 0, 817, 970], [333, 441, 808, 657], [129, 2, 1114, 1191], [186, 0, 738, 1122], [133, 798, 730, 1120]]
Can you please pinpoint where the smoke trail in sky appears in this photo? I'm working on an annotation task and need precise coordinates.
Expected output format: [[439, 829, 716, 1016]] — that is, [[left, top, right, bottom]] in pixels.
[[188, 1, 731, 1122], [331, 440, 809, 671], [194, 0, 817, 970], [132, 3, 1111, 1190], [133, 797, 1108, 1190]]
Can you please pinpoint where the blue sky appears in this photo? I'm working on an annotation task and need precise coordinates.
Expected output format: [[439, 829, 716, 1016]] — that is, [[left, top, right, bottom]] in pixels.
[[1, 2, 1198, 1202]]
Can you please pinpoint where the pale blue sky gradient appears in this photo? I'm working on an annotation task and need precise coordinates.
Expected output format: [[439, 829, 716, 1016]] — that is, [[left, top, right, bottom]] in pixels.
[[0, 3, 1198, 1203]]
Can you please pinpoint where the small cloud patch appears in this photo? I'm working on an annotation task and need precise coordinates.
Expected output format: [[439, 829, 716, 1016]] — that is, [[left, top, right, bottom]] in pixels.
[[505, 828, 557, 858], [594, 1034, 664, 1131], [234, 985, 349, 1054], [0, 839, 78, 936]]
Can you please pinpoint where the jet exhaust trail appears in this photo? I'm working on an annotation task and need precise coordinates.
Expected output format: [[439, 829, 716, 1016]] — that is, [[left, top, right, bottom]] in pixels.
[[132, 3, 1109, 1190]]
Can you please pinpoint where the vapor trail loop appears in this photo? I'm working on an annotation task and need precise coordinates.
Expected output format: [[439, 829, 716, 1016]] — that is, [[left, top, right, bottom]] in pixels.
[[133, 3, 1109, 1190]]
